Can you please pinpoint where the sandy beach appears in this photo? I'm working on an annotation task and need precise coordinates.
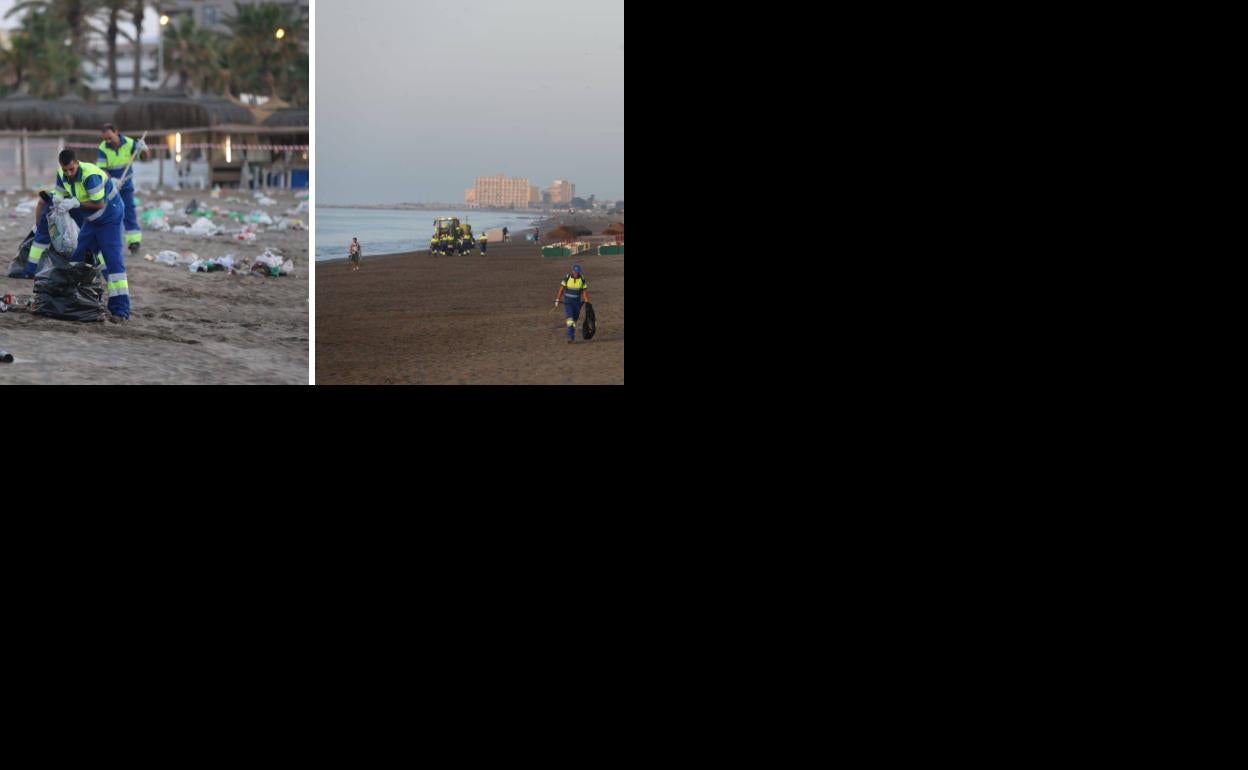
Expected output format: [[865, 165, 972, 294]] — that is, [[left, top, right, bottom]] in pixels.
[[316, 235, 623, 385], [0, 188, 308, 384]]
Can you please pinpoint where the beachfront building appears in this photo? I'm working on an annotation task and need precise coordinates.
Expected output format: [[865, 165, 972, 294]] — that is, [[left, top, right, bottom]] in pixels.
[[464, 188, 478, 206], [163, 0, 310, 32], [474, 173, 531, 208], [546, 179, 576, 204], [529, 185, 541, 205], [81, 41, 162, 97]]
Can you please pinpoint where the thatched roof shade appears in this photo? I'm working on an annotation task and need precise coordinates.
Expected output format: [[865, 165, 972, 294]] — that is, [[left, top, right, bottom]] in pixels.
[[550, 225, 592, 241], [261, 107, 308, 146], [261, 107, 308, 128], [54, 95, 104, 129], [0, 94, 75, 131], [197, 95, 256, 126], [93, 101, 120, 126], [113, 92, 210, 129]]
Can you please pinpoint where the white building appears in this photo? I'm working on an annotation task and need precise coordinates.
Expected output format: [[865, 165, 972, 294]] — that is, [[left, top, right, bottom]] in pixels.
[[82, 40, 162, 97], [163, 0, 310, 33]]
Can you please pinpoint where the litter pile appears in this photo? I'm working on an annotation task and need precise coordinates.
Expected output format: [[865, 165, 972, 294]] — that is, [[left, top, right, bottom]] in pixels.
[[144, 246, 294, 277], [134, 189, 307, 240]]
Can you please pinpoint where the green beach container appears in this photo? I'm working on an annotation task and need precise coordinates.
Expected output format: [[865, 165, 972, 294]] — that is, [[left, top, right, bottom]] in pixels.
[[542, 245, 573, 257], [598, 244, 624, 256]]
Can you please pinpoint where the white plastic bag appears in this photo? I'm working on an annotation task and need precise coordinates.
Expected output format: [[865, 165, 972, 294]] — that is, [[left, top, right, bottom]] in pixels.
[[155, 250, 180, 266], [188, 217, 218, 236], [253, 250, 283, 270], [50, 197, 80, 255]]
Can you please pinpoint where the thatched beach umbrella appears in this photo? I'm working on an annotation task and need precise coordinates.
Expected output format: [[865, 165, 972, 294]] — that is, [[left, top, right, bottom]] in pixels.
[[113, 91, 210, 129], [550, 224, 592, 241], [55, 95, 104, 130], [196, 95, 255, 127], [0, 93, 75, 131], [260, 107, 308, 145], [93, 100, 121, 127]]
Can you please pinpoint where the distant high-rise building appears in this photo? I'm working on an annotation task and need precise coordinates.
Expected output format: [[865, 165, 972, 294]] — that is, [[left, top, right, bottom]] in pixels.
[[465, 188, 477, 205], [475, 173, 531, 208], [529, 186, 541, 205], [546, 179, 576, 204]]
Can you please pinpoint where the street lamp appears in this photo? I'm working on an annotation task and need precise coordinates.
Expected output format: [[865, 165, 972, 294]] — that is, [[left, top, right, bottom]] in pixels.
[[157, 13, 170, 88]]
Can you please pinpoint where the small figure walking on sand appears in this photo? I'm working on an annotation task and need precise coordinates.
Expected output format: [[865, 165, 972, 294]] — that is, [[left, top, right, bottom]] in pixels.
[[349, 237, 361, 271], [554, 263, 590, 344], [479, 229, 488, 255], [502, 226, 509, 243]]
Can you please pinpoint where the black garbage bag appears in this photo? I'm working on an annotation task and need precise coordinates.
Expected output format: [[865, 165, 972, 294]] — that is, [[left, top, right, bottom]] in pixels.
[[32, 250, 107, 323], [7, 229, 36, 279], [582, 302, 596, 340], [185, 198, 200, 215]]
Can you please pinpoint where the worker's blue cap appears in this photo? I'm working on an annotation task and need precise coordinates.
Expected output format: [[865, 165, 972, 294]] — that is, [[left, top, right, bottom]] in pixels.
[[572, 264, 582, 273]]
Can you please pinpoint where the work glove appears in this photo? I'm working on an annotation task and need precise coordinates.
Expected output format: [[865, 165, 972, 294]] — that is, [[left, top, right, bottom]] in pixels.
[[135, 139, 148, 152], [55, 196, 80, 212]]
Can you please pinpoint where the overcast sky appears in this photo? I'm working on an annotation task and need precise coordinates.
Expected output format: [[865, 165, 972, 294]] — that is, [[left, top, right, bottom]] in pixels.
[[316, 0, 623, 204]]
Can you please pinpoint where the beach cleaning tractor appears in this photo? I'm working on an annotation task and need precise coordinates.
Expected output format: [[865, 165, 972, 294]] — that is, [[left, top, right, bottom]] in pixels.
[[432, 216, 474, 255], [433, 216, 460, 239]]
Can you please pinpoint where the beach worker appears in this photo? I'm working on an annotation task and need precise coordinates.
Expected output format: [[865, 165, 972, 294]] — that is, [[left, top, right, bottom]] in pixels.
[[554, 263, 590, 344], [535, 227, 540, 243], [52, 149, 130, 320], [479, 229, 488, 255], [349, 237, 361, 271], [440, 232, 451, 255], [98, 123, 148, 255], [503, 226, 509, 243], [430, 232, 440, 255]]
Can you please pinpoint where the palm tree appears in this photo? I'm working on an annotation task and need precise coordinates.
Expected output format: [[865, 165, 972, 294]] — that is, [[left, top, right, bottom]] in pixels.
[[1, 10, 81, 98], [223, 2, 307, 104], [5, 1, 101, 93], [94, 0, 132, 98], [131, 0, 144, 94], [159, 15, 225, 95]]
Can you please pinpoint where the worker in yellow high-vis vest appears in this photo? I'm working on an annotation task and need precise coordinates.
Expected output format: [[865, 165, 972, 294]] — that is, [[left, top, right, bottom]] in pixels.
[[98, 123, 149, 255]]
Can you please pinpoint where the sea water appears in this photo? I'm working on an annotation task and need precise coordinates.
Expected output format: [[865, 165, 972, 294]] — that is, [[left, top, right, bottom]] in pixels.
[[315, 207, 540, 261]]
